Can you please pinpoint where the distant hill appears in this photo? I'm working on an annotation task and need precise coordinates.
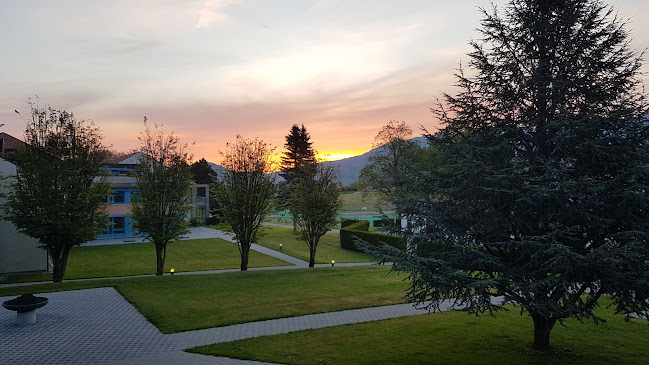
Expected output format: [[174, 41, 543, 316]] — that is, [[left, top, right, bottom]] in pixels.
[[207, 162, 281, 182], [323, 136, 428, 186], [208, 136, 427, 186]]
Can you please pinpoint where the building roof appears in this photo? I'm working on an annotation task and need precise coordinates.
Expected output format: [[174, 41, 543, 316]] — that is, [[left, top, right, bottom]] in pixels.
[[106, 152, 142, 165], [0, 132, 26, 153], [103, 152, 144, 168], [94, 175, 137, 188], [107, 175, 138, 189]]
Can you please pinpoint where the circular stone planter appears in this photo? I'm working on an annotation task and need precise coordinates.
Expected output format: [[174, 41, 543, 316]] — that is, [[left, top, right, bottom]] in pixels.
[[3, 294, 48, 326]]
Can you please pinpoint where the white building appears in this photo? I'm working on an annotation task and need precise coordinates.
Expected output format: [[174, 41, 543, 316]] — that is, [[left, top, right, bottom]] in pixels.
[[0, 157, 48, 275]]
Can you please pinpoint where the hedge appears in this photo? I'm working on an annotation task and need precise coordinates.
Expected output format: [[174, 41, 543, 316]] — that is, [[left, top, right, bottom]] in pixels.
[[340, 219, 406, 252], [341, 218, 367, 229]]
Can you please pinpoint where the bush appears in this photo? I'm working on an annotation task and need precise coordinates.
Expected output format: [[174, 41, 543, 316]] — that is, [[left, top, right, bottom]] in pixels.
[[205, 216, 221, 225], [341, 219, 369, 230], [340, 219, 406, 252]]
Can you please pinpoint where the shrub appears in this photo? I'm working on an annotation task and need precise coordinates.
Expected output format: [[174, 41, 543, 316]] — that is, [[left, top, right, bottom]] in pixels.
[[340, 219, 406, 252], [205, 216, 221, 225], [341, 218, 364, 229]]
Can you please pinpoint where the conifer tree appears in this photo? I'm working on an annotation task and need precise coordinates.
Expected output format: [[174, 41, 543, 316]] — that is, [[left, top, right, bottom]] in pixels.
[[367, 0, 649, 351], [190, 158, 215, 184], [280, 124, 316, 231]]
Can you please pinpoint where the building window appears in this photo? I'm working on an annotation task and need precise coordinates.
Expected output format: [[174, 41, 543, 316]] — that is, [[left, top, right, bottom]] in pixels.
[[102, 216, 126, 235], [197, 186, 206, 197], [109, 191, 126, 204]]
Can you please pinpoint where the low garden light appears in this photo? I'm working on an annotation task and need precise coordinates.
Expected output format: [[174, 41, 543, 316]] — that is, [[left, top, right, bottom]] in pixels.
[[331, 260, 335, 267], [170, 268, 175, 275], [279, 244, 283, 252]]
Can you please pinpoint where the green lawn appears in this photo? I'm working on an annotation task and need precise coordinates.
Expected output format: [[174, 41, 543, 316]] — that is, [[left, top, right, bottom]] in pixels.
[[255, 226, 374, 264], [0, 266, 407, 333], [206, 223, 232, 232], [190, 298, 649, 365], [1, 238, 288, 283], [340, 191, 391, 212]]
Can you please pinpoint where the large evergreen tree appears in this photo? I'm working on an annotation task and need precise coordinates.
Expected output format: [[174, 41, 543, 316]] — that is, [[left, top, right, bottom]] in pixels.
[[280, 124, 317, 231], [190, 158, 215, 184], [280, 124, 316, 182], [3, 101, 112, 282], [368, 0, 649, 351]]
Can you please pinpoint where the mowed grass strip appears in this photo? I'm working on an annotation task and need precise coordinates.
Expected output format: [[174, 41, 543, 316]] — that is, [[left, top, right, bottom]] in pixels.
[[256, 226, 374, 264], [2, 238, 288, 283], [190, 298, 649, 365], [0, 266, 408, 333], [340, 191, 390, 212]]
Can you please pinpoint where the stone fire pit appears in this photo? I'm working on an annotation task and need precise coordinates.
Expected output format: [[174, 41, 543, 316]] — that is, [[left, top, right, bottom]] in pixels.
[[3, 294, 48, 326]]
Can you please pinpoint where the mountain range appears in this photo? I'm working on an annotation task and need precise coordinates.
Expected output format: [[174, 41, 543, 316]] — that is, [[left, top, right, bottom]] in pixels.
[[208, 136, 427, 186]]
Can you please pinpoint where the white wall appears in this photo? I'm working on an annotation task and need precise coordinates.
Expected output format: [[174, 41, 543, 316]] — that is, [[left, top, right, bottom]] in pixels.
[[0, 158, 47, 274]]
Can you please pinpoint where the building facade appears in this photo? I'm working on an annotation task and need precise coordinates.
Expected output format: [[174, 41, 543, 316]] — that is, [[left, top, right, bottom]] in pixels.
[[1, 133, 209, 243], [0, 157, 48, 274], [98, 152, 209, 239], [0, 132, 26, 154]]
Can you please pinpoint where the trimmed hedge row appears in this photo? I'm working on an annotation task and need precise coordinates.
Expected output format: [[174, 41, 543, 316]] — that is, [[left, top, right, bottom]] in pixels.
[[340, 219, 406, 252], [340, 219, 367, 229]]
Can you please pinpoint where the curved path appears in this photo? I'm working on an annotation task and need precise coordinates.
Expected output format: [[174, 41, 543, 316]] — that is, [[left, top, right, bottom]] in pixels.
[[1, 226, 394, 364], [0, 227, 375, 289], [0, 287, 445, 365]]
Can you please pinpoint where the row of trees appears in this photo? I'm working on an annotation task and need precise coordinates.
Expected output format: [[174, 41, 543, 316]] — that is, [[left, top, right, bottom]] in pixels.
[[359, 0, 649, 352], [1, 104, 341, 280], [215, 125, 341, 270], [0, 108, 197, 281], [9, 0, 647, 354]]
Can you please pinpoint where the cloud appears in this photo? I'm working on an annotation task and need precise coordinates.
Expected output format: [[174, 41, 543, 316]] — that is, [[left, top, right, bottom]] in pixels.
[[195, 0, 240, 28]]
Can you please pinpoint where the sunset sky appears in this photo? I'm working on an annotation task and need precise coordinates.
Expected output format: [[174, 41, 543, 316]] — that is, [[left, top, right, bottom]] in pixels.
[[1, 0, 648, 163]]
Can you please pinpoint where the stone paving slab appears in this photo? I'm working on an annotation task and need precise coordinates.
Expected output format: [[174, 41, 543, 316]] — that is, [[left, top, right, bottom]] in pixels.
[[0, 287, 441, 365], [248, 243, 308, 267], [168, 302, 436, 349], [0, 287, 178, 365], [104, 351, 276, 365]]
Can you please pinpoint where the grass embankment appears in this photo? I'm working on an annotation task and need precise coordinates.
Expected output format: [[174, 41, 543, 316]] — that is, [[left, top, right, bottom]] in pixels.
[[0, 266, 407, 333], [255, 226, 374, 264], [191, 298, 649, 365], [1, 238, 288, 283], [340, 191, 390, 212]]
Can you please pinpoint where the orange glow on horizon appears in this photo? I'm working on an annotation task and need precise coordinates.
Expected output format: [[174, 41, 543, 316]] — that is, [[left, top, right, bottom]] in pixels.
[[195, 151, 365, 167], [316, 152, 363, 162]]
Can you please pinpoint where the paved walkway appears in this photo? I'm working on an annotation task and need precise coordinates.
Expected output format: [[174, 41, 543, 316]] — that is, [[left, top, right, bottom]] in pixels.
[[0, 227, 377, 289], [1, 226, 394, 363], [83, 226, 235, 246], [0, 287, 439, 365], [261, 222, 341, 234]]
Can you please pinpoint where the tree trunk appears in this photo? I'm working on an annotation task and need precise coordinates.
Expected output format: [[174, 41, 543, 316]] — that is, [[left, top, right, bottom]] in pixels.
[[309, 250, 316, 267], [51, 246, 72, 283], [293, 219, 297, 233], [155, 244, 166, 276], [308, 240, 318, 268], [531, 314, 556, 351], [241, 244, 250, 271]]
